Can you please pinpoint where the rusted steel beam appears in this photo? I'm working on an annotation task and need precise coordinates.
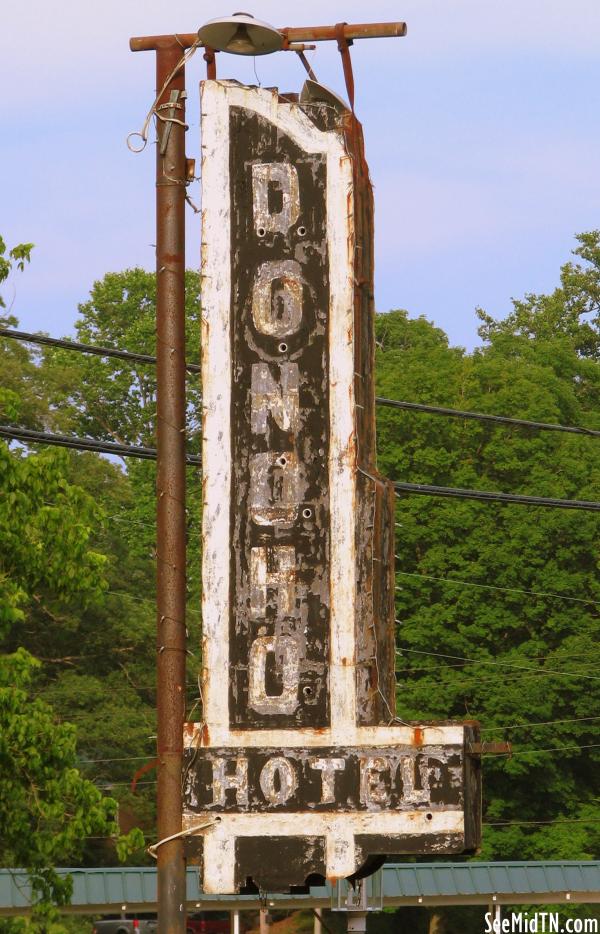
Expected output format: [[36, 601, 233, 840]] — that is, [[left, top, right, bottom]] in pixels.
[[468, 742, 512, 756], [281, 22, 407, 42], [155, 43, 187, 934], [130, 22, 406, 52]]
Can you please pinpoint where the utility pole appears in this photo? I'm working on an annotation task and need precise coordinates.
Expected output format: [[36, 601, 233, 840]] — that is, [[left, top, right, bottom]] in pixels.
[[153, 37, 188, 934]]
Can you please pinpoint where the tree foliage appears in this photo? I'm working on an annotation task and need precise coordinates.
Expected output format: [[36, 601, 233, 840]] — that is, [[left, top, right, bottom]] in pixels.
[[0, 248, 145, 923], [1, 233, 599, 930], [379, 232, 600, 861]]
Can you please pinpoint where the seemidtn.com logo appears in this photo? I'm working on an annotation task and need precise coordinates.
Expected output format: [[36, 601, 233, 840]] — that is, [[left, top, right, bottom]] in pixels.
[[485, 914, 598, 933]]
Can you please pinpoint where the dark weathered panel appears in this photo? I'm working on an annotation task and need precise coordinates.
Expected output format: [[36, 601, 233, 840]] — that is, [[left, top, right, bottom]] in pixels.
[[235, 837, 326, 891], [183, 745, 464, 813], [346, 115, 397, 726], [463, 722, 483, 852], [195, 80, 481, 895], [229, 106, 330, 729]]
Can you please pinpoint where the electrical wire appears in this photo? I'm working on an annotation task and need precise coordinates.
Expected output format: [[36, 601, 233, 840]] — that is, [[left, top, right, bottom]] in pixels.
[[0, 424, 201, 465], [484, 817, 600, 827], [97, 780, 157, 788], [490, 743, 600, 758], [394, 572, 600, 607], [395, 664, 600, 691], [3, 423, 596, 509], [3, 328, 599, 439], [104, 589, 202, 616], [376, 395, 600, 438], [394, 483, 600, 512], [0, 326, 200, 373], [480, 715, 600, 733], [394, 659, 600, 681], [80, 755, 154, 764], [394, 643, 600, 681]]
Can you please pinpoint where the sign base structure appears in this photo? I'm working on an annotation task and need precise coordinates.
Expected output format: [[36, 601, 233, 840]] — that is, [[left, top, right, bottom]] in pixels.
[[183, 723, 481, 893], [188, 80, 481, 894]]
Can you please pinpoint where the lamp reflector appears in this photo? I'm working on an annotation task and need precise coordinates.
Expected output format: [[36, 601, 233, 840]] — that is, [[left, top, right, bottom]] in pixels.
[[198, 12, 284, 56]]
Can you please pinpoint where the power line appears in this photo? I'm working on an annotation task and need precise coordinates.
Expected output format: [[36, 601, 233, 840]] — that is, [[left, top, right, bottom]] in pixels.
[[480, 715, 600, 733], [3, 421, 596, 511], [394, 658, 600, 682], [485, 817, 600, 827], [16, 422, 598, 510], [0, 326, 201, 373], [104, 589, 202, 615], [394, 571, 600, 607], [97, 780, 157, 788], [0, 424, 201, 465], [80, 755, 153, 764], [376, 395, 600, 438], [3, 327, 598, 438], [395, 663, 600, 691], [394, 483, 600, 512], [394, 643, 600, 681], [491, 743, 600, 758]]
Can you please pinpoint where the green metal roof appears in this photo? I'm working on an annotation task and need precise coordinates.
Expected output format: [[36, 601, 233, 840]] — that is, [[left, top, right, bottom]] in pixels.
[[383, 862, 600, 902], [1, 863, 599, 916]]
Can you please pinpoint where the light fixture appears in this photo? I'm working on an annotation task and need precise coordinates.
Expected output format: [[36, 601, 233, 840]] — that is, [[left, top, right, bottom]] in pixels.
[[198, 12, 284, 56], [300, 79, 350, 113]]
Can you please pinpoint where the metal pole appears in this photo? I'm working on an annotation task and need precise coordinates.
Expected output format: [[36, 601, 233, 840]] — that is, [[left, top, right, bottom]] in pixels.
[[259, 909, 270, 934], [129, 21, 406, 51], [230, 911, 240, 934], [155, 40, 187, 934], [313, 909, 322, 934]]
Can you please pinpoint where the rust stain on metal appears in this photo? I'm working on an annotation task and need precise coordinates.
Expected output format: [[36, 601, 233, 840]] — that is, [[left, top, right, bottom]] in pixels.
[[183, 721, 195, 740], [188, 80, 481, 896]]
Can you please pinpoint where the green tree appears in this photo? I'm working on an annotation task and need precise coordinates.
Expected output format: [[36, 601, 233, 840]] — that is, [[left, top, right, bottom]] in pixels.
[[8, 268, 204, 864], [0, 242, 144, 923], [0, 440, 139, 921], [41, 268, 201, 446], [378, 233, 600, 864]]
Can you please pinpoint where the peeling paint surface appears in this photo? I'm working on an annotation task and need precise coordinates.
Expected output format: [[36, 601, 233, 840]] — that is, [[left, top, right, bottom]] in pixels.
[[193, 81, 481, 895]]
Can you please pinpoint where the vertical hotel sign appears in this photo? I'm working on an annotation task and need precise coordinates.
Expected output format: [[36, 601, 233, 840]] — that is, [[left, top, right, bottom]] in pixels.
[[183, 80, 481, 893]]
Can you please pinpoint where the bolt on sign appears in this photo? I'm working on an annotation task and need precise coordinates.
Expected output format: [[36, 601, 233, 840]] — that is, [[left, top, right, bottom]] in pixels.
[[183, 79, 481, 894]]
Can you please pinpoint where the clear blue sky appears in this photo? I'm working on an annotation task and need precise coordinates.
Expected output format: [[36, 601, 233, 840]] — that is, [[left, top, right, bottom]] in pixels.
[[2, 0, 599, 349]]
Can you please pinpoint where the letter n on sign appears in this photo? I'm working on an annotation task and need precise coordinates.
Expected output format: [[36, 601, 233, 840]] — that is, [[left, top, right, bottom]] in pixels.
[[184, 80, 481, 894]]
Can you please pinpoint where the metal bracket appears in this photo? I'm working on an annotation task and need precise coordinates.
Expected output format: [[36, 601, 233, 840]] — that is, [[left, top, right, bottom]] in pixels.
[[158, 89, 185, 155], [467, 741, 512, 756]]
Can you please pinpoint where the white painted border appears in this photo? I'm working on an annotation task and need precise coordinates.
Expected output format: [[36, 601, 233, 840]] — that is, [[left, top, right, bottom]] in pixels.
[[184, 721, 466, 749], [196, 84, 468, 893], [188, 809, 465, 893], [201, 81, 358, 745], [201, 81, 233, 735]]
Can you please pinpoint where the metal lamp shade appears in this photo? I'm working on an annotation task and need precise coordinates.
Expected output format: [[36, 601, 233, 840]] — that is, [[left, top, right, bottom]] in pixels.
[[300, 79, 350, 113], [198, 12, 284, 56]]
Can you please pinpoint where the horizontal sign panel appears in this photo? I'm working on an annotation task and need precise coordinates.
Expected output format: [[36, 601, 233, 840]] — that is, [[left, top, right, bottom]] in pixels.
[[183, 745, 463, 813]]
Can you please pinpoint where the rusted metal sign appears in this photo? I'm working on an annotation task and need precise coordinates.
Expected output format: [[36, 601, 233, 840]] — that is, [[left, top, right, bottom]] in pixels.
[[184, 79, 481, 893]]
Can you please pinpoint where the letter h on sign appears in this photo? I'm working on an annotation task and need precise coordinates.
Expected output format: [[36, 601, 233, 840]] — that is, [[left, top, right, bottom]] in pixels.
[[183, 79, 481, 894]]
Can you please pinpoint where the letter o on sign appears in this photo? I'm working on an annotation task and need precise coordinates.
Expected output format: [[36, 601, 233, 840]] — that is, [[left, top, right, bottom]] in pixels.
[[259, 757, 298, 806]]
